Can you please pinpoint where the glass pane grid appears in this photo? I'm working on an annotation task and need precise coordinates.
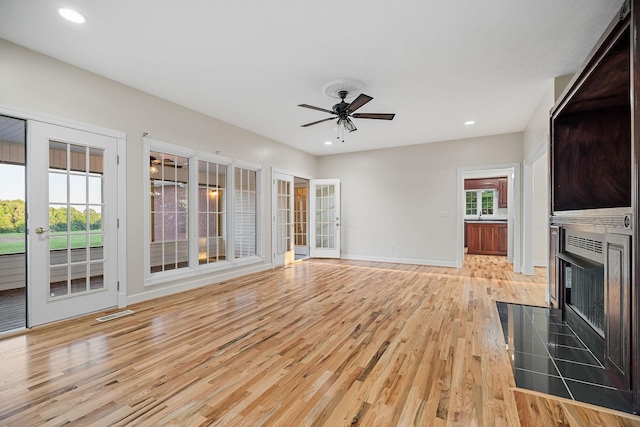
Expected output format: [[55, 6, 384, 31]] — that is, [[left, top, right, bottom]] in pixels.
[[465, 191, 477, 215], [276, 180, 291, 254], [150, 151, 189, 273], [294, 186, 307, 246], [234, 168, 257, 259], [48, 143, 106, 300], [197, 160, 227, 265], [481, 190, 494, 215], [315, 185, 335, 249]]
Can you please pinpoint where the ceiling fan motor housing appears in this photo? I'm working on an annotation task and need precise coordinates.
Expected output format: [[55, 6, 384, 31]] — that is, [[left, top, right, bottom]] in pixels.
[[333, 92, 350, 117]]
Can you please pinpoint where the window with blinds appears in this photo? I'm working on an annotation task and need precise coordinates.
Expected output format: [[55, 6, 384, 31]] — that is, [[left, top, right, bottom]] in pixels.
[[234, 167, 257, 259], [144, 139, 262, 283]]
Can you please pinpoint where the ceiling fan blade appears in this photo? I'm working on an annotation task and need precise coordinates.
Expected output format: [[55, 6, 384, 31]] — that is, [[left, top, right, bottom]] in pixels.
[[346, 93, 373, 113], [300, 117, 336, 127], [351, 113, 395, 120], [298, 104, 335, 115]]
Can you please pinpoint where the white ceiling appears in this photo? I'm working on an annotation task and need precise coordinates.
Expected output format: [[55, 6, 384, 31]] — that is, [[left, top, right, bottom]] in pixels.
[[0, 1, 623, 156]]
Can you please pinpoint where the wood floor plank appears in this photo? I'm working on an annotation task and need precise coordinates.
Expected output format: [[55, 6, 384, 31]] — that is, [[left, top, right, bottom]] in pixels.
[[0, 257, 637, 426]]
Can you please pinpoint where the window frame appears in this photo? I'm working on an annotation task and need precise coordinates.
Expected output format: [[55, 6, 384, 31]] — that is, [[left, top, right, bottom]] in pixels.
[[193, 152, 233, 272], [464, 189, 498, 219], [143, 138, 263, 286], [231, 160, 263, 267]]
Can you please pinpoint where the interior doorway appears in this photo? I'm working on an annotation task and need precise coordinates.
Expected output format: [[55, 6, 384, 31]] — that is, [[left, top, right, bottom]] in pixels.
[[523, 139, 549, 277], [0, 115, 27, 333], [272, 171, 342, 266], [272, 170, 310, 267], [457, 164, 521, 272], [294, 177, 309, 260], [0, 110, 125, 333]]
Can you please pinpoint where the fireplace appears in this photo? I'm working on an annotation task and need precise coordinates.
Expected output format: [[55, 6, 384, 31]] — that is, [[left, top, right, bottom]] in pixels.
[[558, 231, 605, 363]]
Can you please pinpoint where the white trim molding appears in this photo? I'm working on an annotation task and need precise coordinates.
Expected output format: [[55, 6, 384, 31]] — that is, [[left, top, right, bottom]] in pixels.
[[456, 163, 522, 272], [522, 138, 548, 276], [341, 254, 458, 268], [127, 263, 271, 305]]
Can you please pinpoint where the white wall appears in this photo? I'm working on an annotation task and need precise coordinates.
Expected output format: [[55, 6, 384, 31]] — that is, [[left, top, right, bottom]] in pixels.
[[521, 76, 572, 274], [532, 152, 548, 266], [523, 83, 554, 160], [0, 39, 318, 302], [317, 133, 523, 266]]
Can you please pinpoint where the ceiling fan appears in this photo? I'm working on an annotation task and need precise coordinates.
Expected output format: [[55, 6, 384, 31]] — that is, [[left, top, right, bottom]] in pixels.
[[298, 90, 395, 139]]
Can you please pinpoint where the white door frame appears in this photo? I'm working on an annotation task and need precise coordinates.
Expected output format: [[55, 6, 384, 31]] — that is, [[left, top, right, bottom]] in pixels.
[[0, 104, 127, 320], [522, 138, 548, 276], [28, 121, 119, 326], [271, 168, 313, 267], [272, 171, 294, 267], [456, 163, 521, 272]]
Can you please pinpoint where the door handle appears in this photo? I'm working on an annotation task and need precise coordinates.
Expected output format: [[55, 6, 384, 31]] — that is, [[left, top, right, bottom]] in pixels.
[[35, 227, 50, 234]]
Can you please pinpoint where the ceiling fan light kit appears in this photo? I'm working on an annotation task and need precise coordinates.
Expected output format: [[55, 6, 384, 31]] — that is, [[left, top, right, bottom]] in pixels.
[[299, 79, 395, 142]]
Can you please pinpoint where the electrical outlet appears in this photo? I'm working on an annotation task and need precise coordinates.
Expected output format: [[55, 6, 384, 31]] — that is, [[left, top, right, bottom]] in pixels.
[[439, 211, 449, 217]]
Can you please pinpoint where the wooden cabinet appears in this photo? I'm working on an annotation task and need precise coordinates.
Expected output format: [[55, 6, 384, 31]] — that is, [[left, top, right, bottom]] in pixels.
[[497, 223, 507, 253], [498, 178, 508, 208], [549, 0, 637, 408], [466, 222, 507, 256], [466, 223, 481, 253], [464, 176, 508, 208]]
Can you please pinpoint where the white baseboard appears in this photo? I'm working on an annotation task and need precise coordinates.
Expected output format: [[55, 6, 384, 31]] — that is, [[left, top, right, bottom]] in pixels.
[[127, 263, 271, 305], [533, 260, 548, 267], [341, 254, 457, 268]]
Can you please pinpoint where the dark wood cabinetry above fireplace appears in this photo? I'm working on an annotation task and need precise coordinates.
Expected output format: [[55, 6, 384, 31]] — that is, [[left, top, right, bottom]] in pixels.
[[549, 0, 638, 412]]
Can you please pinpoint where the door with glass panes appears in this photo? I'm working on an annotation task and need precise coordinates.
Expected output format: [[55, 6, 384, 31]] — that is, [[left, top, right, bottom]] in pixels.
[[28, 121, 118, 326], [273, 172, 294, 266], [309, 179, 340, 258]]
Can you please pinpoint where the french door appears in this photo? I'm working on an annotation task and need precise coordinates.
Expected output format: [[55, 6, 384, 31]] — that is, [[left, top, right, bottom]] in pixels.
[[272, 172, 294, 266], [309, 179, 340, 258], [28, 121, 118, 326]]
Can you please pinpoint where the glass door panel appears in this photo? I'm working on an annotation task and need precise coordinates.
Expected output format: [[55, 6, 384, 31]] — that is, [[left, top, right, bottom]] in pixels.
[[0, 115, 26, 333], [309, 179, 340, 258], [48, 142, 105, 300], [294, 178, 309, 259]]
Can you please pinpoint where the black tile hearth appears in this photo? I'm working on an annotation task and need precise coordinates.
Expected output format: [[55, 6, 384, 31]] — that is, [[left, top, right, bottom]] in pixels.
[[546, 344, 601, 367], [512, 351, 559, 376], [496, 301, 634, 415], [513, 369, 572, 399], [552, 359, 614, 387], [565, 379, 635, 414]]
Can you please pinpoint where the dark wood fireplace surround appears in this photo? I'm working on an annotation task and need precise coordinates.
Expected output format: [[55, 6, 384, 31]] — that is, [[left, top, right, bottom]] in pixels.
[[549, 0, 639, 412]]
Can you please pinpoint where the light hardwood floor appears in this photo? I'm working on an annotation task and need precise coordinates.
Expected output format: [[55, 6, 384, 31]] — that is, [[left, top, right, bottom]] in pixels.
[[0, 256, 638, 426]]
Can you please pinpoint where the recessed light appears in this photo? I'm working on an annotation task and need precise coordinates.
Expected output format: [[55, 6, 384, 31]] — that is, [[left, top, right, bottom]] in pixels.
[[324, 141, 333, 145], [59, 8, 86, 23], [464, 120, 476, 126]]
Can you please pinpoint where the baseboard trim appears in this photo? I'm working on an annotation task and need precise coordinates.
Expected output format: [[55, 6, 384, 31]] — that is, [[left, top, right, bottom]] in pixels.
[[127, 263, 271, 305], [341, 254, 457, 268]]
